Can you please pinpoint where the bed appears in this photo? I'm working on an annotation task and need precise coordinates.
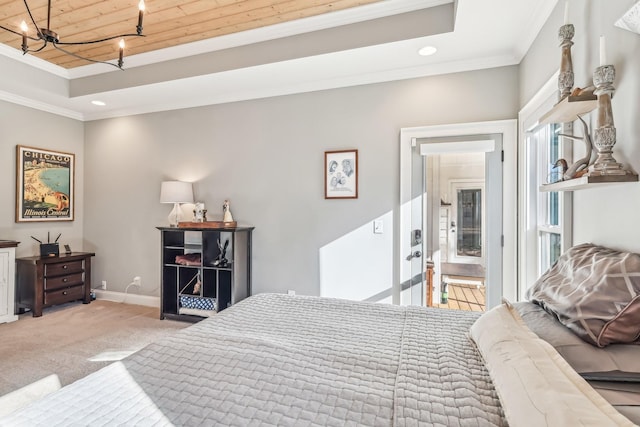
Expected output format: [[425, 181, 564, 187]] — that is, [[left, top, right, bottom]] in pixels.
[[1, 243, 639, 426]]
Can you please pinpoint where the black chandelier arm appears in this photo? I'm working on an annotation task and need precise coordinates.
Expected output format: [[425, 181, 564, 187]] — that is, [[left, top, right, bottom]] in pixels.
[[25, 40, 48, 53], [54, 33, 144, 46], [0, 24, 39, 41], [23, 0, 45, 37], [0, 24, 21, 37], [0, 24, 47, 53], [53, 43, 123, 69]]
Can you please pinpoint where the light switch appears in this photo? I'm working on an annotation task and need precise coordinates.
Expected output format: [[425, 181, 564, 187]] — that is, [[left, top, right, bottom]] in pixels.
[[373, 220, 383, 234]]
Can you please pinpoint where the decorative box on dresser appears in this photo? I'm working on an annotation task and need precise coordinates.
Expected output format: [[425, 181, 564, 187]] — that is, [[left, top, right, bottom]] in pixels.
[[16, 252, 95, 317], [0, 240, 19, 324]]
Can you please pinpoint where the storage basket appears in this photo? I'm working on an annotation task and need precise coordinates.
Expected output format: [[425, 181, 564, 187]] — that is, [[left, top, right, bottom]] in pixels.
[[179, 295, 216, 311]]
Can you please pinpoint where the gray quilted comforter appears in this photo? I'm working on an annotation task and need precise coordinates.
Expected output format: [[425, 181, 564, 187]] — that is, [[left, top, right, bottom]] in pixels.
[[1, 294, 505, 426]]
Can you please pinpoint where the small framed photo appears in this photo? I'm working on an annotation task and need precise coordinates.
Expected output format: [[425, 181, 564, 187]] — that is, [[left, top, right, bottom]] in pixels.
[[16, 145, 75, 222], [325, 149, 358, 199], [193, 202, 206, 222]]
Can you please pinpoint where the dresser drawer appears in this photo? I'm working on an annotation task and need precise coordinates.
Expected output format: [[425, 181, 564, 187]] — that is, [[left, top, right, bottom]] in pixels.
[[44, 285, 84, 306], [44, 273, 84, 291], [45, 260, 84, 277]]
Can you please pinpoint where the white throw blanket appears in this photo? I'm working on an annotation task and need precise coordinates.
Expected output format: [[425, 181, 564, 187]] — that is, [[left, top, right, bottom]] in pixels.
[[470, 301, 635, 427]]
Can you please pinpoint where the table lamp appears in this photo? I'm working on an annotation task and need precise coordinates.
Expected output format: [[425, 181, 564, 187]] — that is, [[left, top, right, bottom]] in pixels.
[[160, 181, 194, 227]]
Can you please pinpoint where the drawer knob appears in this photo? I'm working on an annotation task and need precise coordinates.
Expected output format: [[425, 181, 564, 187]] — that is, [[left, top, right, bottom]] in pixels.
[[63, 278, 68, 282], [62, 291, 68, 295], [62, 265, 68, 269]]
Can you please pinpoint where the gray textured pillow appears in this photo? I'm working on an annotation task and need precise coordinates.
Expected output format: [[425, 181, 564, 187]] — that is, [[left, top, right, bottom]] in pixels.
[[513, 302, 640, 381], [526, 243, 640, 347]]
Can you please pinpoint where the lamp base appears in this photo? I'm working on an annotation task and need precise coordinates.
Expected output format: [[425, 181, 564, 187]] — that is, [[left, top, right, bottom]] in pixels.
[[168, 203, 183, 227]]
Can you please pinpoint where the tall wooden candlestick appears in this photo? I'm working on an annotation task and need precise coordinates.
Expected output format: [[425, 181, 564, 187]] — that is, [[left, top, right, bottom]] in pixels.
[[558, 24, 575, 100], [589, 65, 628, 175]]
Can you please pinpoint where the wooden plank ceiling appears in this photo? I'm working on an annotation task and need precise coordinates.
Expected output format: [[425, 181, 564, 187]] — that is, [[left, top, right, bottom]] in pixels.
[[0, 0, 384, 69]]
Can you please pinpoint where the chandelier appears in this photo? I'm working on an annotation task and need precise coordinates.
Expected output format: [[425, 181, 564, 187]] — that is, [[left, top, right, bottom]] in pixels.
[[0, 0, 146, 69]]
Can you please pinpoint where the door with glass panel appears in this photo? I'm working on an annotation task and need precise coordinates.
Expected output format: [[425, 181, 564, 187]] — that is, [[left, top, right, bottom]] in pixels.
[[449, 181, 485, 266]]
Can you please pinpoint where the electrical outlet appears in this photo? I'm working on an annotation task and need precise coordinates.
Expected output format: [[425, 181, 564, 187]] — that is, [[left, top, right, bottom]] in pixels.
[[287, 290, 296, 296], [101, 280, 107, 290], [133, 276, 141, 287]]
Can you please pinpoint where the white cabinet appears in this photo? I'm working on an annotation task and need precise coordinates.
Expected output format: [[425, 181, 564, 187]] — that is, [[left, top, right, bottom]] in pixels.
[[0, 241, 19, 324]]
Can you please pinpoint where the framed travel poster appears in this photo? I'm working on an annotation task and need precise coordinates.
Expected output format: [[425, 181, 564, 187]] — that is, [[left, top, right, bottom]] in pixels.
[[325, 149, 358, 199], [16, 145, 75, 222]]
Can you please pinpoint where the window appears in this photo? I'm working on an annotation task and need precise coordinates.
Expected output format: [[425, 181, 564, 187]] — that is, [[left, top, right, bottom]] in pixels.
[[536, 123, 564, 274], [518, 82, 573, 297]]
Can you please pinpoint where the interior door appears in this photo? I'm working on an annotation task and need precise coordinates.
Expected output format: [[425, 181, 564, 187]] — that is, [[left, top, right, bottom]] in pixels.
[[404, 142, 426, 306], [404, 136, 502, 309]]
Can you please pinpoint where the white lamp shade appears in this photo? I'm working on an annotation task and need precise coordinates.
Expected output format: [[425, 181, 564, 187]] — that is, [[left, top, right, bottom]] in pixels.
[[160, 181, 194, 204]]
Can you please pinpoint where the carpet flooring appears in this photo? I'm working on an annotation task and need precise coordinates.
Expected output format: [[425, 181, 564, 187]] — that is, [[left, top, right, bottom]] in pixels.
[[0, 300, 187, 396]]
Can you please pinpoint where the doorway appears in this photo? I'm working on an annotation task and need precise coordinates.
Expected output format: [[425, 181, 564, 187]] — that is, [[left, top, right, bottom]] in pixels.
[[421, 139, 496, 312], [437, 156, 486, 311], [398, 120, 518, 309]]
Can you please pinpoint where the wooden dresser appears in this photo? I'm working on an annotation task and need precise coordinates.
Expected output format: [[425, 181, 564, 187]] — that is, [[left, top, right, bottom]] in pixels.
[[16, 252, 95, 317]]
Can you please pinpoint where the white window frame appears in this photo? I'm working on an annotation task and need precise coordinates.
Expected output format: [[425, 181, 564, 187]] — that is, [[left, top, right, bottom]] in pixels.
[[534, 122, 571, 276], [518, 73, 573, 300]]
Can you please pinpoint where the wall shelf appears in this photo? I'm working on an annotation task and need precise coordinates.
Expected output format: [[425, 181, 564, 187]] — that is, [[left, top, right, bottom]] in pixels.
[[538, 94, 597, 125], [540, 173, 639, 192]]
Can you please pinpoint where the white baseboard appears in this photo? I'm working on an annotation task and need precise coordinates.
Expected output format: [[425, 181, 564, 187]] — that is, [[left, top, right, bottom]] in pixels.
[[93, 290, 160, 308]]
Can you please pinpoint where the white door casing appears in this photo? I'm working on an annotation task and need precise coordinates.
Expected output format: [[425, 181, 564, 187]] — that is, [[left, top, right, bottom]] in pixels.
[[398, 120, 517, 308]]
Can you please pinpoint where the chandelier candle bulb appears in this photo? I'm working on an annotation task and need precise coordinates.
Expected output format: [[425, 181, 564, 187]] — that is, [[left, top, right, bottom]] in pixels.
[[20, 20, 27, 53], [564, 1, 569, 25], [118, 39, 125, 68], [599, 35, 607, 66], [137, 0, 145, 35]]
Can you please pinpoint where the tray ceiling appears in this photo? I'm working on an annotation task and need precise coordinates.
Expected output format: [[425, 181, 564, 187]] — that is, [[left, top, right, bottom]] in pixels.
[[0, 0, 384, 69], [0, 0, 560, 121]]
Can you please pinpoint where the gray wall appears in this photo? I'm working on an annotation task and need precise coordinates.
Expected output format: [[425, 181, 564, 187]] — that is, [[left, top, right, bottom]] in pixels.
[[519, 0, 640, 253], [0, 100, 84, 258], [83, 65, 519, 297], [5, 0, 639, 302]]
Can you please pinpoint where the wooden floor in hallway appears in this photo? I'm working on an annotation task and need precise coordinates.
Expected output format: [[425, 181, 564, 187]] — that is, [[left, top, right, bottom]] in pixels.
[[435, 283, 485, 312]]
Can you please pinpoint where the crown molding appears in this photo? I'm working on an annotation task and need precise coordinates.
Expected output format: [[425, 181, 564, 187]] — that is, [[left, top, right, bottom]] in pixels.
[[0, 89, 83, 120]]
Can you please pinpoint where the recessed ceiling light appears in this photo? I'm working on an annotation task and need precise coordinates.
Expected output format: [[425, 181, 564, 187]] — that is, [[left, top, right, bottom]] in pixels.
[[418, 46, 437, 56], [91, 100, 106, 106]]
